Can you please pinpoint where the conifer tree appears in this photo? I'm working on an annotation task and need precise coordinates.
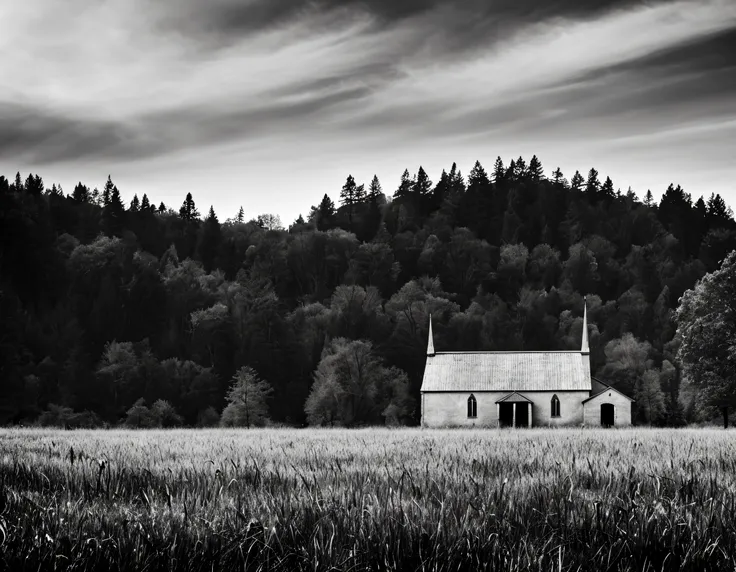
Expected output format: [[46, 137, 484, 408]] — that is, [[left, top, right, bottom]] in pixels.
[[11, 172, 23, 193], [197, 206, 221, 272], [585, 168, 600, 200], [158, 202, 166, 214], [527, 155, 544, 181], [644, 190, 654, 207], [141, 194, 151, 212], [552, 167, 564, 185], [492, 157, 505, 184], [72, 183, 90, 203], [600, 176, 615, 201], [393, 169, 413, 199], [179, 192, 199, 221], [413, 166, 432, 196], [340, 175, 359, 229], [570, 171, 584, 191], [129, 194, 140, 212], [236, 206, 245, 224], [316, 194, 336, 231]]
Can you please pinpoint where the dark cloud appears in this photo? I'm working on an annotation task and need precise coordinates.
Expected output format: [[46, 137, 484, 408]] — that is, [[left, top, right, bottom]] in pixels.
[[0, 85, 371, 164], [161, 0, 679, 51], [547, 26, 736, 121]]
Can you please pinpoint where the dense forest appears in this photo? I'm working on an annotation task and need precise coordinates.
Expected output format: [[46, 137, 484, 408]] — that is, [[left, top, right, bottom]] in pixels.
[[1, 156, 735, 427]]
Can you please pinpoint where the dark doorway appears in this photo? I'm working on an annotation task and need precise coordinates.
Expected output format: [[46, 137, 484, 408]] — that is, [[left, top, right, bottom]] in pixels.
[[499, 403, 514, 427], [601, 403, 614, 427], [516, 403, 529, 427]]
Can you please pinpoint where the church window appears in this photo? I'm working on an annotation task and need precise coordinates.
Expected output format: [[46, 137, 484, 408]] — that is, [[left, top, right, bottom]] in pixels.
[[551, 394, 561, 418], [467, 394, 477, 418]]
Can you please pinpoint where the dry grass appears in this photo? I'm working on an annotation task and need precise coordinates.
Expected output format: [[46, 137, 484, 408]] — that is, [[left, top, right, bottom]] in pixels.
[[1, 427, 735, 571]]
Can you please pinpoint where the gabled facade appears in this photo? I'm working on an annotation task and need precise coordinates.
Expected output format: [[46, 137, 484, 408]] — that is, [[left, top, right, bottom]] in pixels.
[[420, 300, 634, 428]]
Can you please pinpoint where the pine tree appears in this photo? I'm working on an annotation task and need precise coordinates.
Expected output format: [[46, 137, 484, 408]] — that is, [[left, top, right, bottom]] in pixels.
[[158, 202, 166, 214], [179, 192, 200, 221], [467, 161, 489, 189], [644, 190, 654, 207], [513, 156, 527, 180], [90, 188, 100, 205], [448, 163, 465, 196], [413, 166, 432, 196], [340, 175, 359, 229], [236, 206, 245, 224], [129, 194, 140, 212], [102, 183, 125, 236], [367, 175, 382, 204], [141, 194, 151, 212], [24, 173, 44, 196], [707, 193, 733, 226], [11, 172, 23, 193], [527, 155, 544, 181], [570, 171, 584, 191], [72, 183, 90, 203], [492, 157, 505, 184], [552, 167, 564, 185], [197, 206, 221, 273], [393, 169, 413, 199], [585, 168, 600, 202], [600, 176, 615, 201], [102, 175, 115, 207], [316, 194, 336, 231]]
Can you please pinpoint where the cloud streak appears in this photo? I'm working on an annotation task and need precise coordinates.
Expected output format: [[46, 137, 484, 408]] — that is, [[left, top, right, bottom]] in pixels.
[[0, 0, 734, 220]]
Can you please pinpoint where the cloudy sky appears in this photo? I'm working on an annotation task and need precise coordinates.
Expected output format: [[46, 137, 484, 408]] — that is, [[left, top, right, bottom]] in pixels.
[[1, 0, 735, 223]]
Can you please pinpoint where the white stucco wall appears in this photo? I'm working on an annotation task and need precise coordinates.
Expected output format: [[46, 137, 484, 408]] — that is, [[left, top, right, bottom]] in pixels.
[[582, 390, 633, 427], [421, 391, 590, 427]]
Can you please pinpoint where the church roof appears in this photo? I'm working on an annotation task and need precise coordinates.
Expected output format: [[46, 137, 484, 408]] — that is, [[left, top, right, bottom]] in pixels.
[[420, 351, 592, 392]]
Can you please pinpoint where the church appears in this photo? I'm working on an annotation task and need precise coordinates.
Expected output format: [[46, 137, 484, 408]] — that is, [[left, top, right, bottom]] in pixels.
[[420, 301, 634, 428]]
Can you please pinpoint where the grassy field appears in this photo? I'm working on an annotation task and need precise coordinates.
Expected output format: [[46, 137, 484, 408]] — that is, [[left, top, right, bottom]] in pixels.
[[1, 428, 735, 571]]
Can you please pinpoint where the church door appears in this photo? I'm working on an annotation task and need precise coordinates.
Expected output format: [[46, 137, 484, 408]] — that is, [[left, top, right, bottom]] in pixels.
[[499, 403, 514, 427], [515, 403, 529, 427], [601, 403, 614, 427]]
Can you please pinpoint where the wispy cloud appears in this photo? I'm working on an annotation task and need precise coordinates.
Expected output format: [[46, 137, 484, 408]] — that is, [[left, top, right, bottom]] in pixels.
[[0, 0, 734, 219]]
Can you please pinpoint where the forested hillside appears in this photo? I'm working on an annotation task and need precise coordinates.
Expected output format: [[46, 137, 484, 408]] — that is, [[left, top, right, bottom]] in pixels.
[[2, 157, 735, 427]]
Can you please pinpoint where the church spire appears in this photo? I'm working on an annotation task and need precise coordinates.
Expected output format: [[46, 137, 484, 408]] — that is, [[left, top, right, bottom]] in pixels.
[[427, 314, 435, 356], [581, 296, 589, 355]]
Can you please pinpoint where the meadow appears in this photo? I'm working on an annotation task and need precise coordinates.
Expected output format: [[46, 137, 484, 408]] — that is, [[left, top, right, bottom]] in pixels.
[[1, 428, 735, 571]]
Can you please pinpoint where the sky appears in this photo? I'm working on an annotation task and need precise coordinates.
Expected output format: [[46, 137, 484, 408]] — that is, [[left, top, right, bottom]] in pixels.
[[1, 0, 735, 224]]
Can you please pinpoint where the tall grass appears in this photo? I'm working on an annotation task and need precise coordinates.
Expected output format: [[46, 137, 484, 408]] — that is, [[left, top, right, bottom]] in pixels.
[[1, 428, 735, 571]]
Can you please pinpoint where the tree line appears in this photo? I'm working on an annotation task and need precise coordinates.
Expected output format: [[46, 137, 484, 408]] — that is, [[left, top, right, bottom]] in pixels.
[[1, 156, 735, 427]]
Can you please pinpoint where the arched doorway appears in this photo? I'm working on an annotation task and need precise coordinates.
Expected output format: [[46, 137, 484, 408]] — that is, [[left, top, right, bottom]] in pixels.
[[601, 403, 614, 427]]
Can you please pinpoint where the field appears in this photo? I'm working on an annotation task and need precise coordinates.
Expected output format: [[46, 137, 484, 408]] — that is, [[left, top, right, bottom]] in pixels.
[[1, 428, 736, 571]]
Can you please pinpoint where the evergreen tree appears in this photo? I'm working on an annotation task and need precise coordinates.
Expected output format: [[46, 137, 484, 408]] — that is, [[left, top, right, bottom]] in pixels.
[[644, 190, 654, 207], [467, 160, 489, 189], [72, 183, 90, 203], [11, 172, 23, 193], [158, 202, 166, 214], [197, 206, 221, 273], [570, 170, 584, 191], [413, 166, 432, 196], [316, 194, 336, 231], [527, 155, 544, 181], [129, 194, 140, 212], [393, 169, 413, 199], [552, 167, 564, 185], [339, 175, 359, 229], [179, 192, 200, 221], [102, 175, 115, 207], [600, 176, 615, 202], [707, 193, 733, 227], [492, 157, 505, 184], [102, 183, 125, 236], [585, 168, 600, 201], [140, 194, 151, 212], [236, 206, 245, 224]]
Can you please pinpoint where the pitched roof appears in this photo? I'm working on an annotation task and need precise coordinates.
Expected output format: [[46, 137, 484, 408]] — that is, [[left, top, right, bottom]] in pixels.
[[420, 351, 591, 392], [582, 379, 635, 403]]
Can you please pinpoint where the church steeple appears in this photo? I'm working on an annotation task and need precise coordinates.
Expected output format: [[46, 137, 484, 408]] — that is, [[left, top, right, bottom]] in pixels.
[[581, 296, 589, 355], [427, 314, 435, 356]]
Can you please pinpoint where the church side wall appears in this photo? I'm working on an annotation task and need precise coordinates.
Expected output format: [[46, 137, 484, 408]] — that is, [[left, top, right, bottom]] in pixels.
[[421, 391, 590, 428], [583, 391, 633, 427]]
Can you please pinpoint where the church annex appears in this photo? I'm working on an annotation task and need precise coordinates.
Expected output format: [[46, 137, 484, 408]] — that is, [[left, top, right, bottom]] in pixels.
[[420, 302, 634, 428]]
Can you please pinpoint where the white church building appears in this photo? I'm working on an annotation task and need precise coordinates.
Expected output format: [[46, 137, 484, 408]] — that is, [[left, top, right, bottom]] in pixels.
[[420, 302, 634, 428]]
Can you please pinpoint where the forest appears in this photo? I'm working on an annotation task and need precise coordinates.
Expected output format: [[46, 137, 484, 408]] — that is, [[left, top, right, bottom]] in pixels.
[[1, 156, 735, 427]]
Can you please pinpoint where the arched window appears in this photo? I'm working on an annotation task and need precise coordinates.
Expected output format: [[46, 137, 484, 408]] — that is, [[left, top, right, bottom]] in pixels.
[[551, 394, 560, 418], [467, 394, 477, 418]]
